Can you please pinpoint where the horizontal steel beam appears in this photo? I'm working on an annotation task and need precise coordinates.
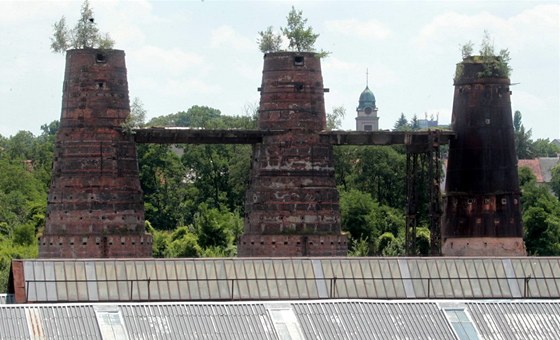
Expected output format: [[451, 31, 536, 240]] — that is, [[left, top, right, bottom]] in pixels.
[[318, 130, 455, 147], [133, 127, 455, 149], [132, 127, 268, 144]]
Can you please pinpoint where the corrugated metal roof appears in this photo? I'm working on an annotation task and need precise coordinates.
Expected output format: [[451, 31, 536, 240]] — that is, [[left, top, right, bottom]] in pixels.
[[293, 300, 456, 340], [0, 304, 101, 339], [13, 257, 560, 303], [119, 303, 277, 340], [1, 300, 560, 340], [467, 301, 560, 340]]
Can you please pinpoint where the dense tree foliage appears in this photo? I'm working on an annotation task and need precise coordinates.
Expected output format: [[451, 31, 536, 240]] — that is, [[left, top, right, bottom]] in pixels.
[[551, 164, 560, 198], [0, 123, 57, 293], [519, 171, 560, 255], [514, 110, 534, 159], [513, 110, 559, 159]]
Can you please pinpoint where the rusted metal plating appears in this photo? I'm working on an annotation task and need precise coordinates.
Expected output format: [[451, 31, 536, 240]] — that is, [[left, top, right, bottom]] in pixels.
[[442, 58, 524, 252]]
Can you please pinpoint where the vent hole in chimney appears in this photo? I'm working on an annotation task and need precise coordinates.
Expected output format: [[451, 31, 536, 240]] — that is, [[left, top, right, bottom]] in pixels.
[[294, 56, 304, 66], [96, 53, 106, 63]]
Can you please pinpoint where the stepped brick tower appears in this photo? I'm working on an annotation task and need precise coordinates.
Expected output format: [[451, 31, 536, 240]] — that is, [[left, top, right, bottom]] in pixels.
[[442, 56, 526, 256], [238, 52, 348, 256], [40, 49, 152, 258]]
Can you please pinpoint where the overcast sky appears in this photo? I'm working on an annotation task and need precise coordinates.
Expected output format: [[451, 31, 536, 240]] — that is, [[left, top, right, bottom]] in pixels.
[[1, 0, 558, 140]]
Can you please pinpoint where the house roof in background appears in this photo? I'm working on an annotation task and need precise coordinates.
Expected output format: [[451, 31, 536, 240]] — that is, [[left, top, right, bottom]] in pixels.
[[518, 157, 560, 183], [519, 159, 544, 182]]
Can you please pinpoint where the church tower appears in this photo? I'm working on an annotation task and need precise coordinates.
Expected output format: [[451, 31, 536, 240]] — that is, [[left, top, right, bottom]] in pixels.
[[355, 71, 379, 131]]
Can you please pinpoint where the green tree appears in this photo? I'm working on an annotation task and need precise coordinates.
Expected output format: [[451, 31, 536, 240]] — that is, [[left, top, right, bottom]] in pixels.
[[165, 226, 202, 258], [377, 232, 396, 255], [550, 164, 560, 198], [461, 40, 474, 59], [0, 241, 38, 293], [12, 223, 36, 246], [281, 6, 328, 56], [524, 205, 560, 255], [415, 227, 431, 256], [518, 166, 537, 188], [281, 6, 318, 52], [348, 237, 373, 257], [513, 110, 534, 159], [477, 30, 512, 78], [381, 237, 405, 256], [410, 114, 420, 130], [258, 26, 282, 53], [122, 97, 147, 131], [344, 146, 407, 208], [50, 0, 114, 53], [326, 106, 346, 131], [393, 113, 409, 131], [339, 189, 378, 240], [532, 138, 560, 158], [520, 168, 560, 255], [193, 203, 243, 251], [138, 143, 197, 229]]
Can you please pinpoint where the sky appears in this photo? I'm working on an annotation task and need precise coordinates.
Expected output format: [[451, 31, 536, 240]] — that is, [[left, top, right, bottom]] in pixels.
[[0, 0, 558, 140]]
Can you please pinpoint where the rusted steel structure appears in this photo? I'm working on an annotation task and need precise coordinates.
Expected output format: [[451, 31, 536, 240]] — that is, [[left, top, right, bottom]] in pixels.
[[404, 132, 443, 256], [237, 52, 348, 256], [40, 49, 152, 258], [442, 57, 526, 256]]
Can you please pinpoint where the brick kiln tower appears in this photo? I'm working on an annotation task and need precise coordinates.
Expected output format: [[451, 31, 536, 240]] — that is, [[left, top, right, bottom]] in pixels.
[[40, 49, 152, 258], [442, 56, 526, 256], [238, 52, 348, 257]]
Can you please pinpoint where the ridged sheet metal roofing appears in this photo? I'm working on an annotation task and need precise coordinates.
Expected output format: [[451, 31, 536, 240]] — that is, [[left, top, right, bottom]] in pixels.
[[13, 257, 560, 303], [1, 300, 560, 340], [467, 301, 560, 340], [119, 303, 276, 340], [293, 300, 456, 339]]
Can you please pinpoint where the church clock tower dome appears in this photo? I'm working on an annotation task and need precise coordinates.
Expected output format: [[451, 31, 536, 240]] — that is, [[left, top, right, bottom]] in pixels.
[[355, 78, 379, 131]]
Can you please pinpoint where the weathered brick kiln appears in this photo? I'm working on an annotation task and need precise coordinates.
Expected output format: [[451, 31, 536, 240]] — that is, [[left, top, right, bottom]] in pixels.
[[237, 52, 348, 256], [39, 49, 152, 258]]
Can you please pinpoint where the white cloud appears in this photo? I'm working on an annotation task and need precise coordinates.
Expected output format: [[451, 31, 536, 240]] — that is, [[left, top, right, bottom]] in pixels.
[[129, 45, 205, 75], [210, 25, 254, 50], [323, 56, 400, 88], [326, 19, 392, 40], [0, 1, 73, 25], [415, 4, 559, 52], [511, 89, 548, 113]]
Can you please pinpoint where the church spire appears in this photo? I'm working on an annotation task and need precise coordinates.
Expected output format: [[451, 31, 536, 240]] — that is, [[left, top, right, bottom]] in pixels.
[[366, 68, 369, 87]]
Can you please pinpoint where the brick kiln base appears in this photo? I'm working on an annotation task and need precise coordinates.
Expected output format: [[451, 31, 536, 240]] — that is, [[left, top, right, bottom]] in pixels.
[[238, 234, 348, 257], [442, 237, 527, 256]]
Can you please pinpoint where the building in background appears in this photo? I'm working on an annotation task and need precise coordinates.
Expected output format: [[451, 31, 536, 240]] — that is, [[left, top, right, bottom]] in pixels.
[[355, 74, 379, 131], [417, 113, 439, 129]]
